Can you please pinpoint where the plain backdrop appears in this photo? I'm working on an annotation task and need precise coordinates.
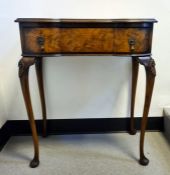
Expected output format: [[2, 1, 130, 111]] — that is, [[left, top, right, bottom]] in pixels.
[[0, 0, 170, 128]]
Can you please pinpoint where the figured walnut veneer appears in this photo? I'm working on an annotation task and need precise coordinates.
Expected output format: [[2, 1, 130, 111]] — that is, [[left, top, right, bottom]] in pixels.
[[21, 28, 152, 54]]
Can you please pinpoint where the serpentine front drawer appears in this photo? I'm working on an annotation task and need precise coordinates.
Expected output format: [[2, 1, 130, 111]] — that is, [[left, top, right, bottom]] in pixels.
[[15, 18, 157, 56]]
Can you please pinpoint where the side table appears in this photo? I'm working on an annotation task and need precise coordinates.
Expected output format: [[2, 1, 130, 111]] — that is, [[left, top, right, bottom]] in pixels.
[[15, 18, 157, 167]]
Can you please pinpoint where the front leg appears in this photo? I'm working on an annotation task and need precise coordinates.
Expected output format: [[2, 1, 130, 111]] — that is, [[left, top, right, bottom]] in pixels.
[[35, 57, 47, 137], [138, 57, 156, 165], [18, 57, 39, 168]]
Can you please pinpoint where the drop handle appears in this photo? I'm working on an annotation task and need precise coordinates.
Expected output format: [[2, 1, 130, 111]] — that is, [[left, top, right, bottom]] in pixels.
[[37, 36, 45, 51], [128, 38, 136, 52]]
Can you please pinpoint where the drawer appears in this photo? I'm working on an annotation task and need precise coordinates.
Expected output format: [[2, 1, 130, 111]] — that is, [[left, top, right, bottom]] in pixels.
[[20, 27, 152, 55]]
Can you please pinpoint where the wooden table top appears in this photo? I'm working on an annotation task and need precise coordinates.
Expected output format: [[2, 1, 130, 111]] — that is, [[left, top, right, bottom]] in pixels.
[[15, 18, 157, 23]]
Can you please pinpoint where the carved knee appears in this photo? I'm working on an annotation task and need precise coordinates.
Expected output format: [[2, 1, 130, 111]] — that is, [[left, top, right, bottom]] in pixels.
[[138, 57, 156, 77], [18, 57, 35, 77]]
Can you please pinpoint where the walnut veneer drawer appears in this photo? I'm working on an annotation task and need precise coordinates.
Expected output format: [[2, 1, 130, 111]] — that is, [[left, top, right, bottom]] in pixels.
[[16, 18, 157, 56]]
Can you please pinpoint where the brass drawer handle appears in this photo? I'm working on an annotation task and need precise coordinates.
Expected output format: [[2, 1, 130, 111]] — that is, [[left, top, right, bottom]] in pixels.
[[37, 36, 45, 51], [128, 38, 136, 52]]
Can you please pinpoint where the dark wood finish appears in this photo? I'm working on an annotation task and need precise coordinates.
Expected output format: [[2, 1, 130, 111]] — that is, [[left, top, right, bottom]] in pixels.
[[35, 57, 47, 137], [18, 57, 39, 168], [15, 18, 157, 23], [16, 18, 157, 168], [130, 57, 139, 135], [138, 57, 156, 165]]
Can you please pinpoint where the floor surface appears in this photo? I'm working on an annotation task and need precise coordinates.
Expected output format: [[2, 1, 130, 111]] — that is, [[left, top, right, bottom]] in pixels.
[[0, 132, 170, 175]]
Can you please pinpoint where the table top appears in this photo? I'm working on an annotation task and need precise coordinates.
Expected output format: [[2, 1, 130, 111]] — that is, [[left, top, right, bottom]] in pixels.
[[15, 18, 157, 23]]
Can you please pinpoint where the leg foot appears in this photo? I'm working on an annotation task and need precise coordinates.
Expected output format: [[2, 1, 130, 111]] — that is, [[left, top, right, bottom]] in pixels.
[[42, 133, 47, 138], [139, 156, 149, 166], [30, 158, 40, 168], [129, 129, 137, 135]]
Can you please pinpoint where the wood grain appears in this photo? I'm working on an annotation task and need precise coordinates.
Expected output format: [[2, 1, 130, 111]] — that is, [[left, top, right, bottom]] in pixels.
[[22, 28, 152, 54]]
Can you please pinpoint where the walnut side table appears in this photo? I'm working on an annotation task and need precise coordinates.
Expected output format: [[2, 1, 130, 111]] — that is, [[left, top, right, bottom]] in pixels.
[[15, 18, 157, 168]]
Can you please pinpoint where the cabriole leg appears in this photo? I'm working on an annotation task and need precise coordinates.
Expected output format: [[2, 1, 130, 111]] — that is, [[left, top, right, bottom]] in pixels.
[[18, 57, 39, 168], [138, 57, 156, 165]]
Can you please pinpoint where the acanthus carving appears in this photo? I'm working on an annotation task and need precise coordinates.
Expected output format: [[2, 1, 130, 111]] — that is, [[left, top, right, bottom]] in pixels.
[[138, 58, 156, 76], [18, 57, 35, 77]]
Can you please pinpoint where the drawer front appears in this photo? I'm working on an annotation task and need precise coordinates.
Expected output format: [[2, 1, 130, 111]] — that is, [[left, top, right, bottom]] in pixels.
[[21, 27, 152, 55], [113, 28, 152, 53]]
